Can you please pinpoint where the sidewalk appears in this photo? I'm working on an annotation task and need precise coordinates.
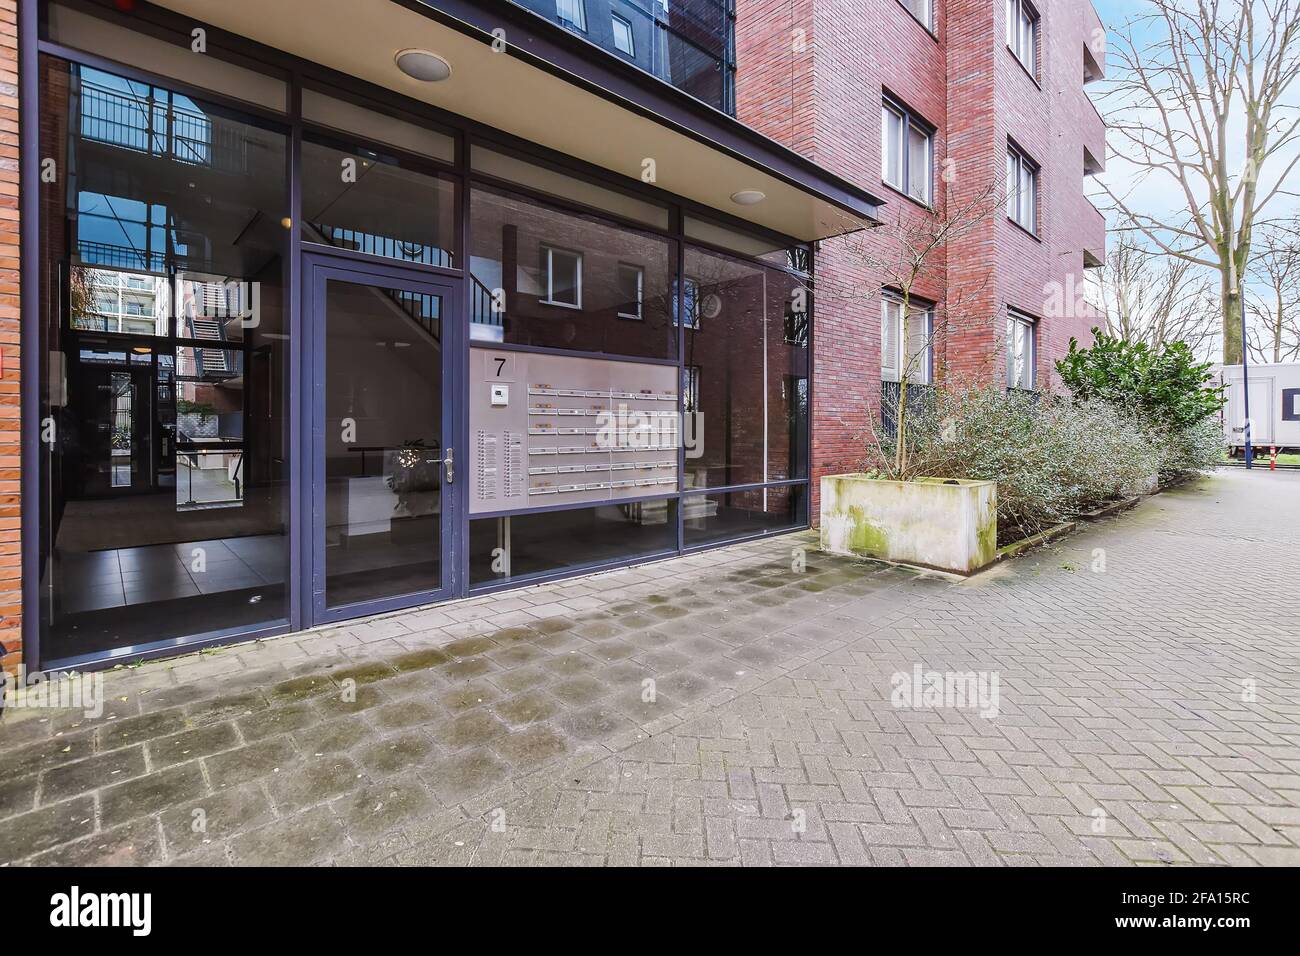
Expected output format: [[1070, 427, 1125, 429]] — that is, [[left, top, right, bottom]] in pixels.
[[2, 468, 1297, 866]]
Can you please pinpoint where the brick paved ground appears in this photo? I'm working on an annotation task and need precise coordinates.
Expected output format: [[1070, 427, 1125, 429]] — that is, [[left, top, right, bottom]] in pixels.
[[1, 468, 1297, 867]]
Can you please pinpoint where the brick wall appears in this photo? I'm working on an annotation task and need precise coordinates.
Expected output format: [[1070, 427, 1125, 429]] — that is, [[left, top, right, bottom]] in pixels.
[[0, 0, 18, 673], [735, 0, 1106, 521]]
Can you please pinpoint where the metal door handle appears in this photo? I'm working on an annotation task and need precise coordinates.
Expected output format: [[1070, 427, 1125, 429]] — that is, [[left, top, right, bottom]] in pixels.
[[443, 447, 454, 484]]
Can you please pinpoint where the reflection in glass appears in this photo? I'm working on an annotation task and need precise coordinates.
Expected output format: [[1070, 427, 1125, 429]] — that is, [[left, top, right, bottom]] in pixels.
[[469, 186, 674, 358], [302, 137, 457, 268], [470, 500, 678, 586], [681, 247, 809, 489], [683, 485, 807, 548], [38, 57, 290, 662], [323, 281, 443, 608]]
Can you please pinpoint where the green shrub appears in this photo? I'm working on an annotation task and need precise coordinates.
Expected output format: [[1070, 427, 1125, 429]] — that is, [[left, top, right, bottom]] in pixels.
[[1055, 331, 1224, 431], [882, 386, 1161, 542]]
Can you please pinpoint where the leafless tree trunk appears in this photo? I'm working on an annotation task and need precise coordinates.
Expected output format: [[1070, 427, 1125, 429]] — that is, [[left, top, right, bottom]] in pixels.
[[1099, 0, 1300, 365], [1101, 234, 1219, 357]]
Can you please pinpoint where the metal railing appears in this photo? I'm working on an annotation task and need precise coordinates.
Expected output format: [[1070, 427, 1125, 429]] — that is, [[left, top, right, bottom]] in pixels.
[[881, 380, 936, 439], [79, 81, 249, 174]]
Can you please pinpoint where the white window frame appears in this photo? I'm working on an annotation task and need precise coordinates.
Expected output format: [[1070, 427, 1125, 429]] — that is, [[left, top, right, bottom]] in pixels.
[[1006, 309, 1037, 390], [1006, 144, 1038, 233], [611, 13, 635, 56], [1006, 0, 1039, 76], [881, 98, 934, 205], [617, 262, 644, 320], [541, 245, 583, 309], [899, 0, 933, 31], [881, 293, 934, 385], [556, 0, 587, 31]]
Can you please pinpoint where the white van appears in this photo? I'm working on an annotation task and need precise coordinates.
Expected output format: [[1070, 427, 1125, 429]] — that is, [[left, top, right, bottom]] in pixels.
[[1217, 362, 1300, 454]]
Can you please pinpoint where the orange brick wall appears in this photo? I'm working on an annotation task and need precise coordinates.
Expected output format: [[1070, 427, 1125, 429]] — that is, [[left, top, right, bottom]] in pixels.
[[0, 0, 18, 674]]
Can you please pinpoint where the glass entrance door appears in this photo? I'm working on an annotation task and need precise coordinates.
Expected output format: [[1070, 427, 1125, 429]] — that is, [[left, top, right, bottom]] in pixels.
[[305, 256, 461, 622]]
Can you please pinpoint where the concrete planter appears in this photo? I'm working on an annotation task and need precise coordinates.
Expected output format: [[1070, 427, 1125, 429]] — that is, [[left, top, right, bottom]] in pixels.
[[820, 474, 998, 575]]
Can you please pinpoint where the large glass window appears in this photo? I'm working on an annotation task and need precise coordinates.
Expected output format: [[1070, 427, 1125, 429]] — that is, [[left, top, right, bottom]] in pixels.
[[681, 247, 809, 489], [38, 57, 291, 662], [683, 485, 807, 548], [470, 500, 678, 586], [469, 185, 675, 358], [302, 136, 458, 267]]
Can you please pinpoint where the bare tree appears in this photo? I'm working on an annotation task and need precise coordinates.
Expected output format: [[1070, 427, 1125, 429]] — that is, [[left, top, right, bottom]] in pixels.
[[1102, 234, 1219, 357], [1099, 0, 1300, 365], [820, 178, 1004, 476], [1246, 216, 1300, 361]]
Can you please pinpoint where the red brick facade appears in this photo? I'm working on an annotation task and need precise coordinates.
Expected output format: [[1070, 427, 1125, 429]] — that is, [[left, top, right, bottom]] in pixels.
[[736, 0, 1108, 516], [0, 0, 18, 673]]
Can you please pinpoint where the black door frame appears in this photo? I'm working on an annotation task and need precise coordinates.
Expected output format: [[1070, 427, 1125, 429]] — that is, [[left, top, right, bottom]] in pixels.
[[299, 250, 466, 628]]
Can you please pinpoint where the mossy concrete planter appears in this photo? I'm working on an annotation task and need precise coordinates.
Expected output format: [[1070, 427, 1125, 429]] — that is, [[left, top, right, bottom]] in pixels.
[[820, 475, 998, 575]]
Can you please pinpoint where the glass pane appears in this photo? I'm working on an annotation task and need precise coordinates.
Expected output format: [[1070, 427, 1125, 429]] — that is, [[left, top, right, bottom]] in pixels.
[[323, 280, 443, 608], [470, 499, 677, 586], [883, 107, 903, 185], [469, 185, 675, 357], [39, 57, 290, 662], [683, 247, 811, 488], [303, 138, 457, 267], [302, 88, 454, 163], [908, 126, 930, 202], [471, 146, 670, 229], [767, 277, 809, 481], [683, 485, 807, 548], [47, 2, 287, 111]]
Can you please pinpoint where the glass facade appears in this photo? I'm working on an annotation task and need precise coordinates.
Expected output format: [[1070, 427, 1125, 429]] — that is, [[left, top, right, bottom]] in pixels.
[[38, 57, 292, 662], [29, 4, 811, 666], [512, 0, 737, 114]]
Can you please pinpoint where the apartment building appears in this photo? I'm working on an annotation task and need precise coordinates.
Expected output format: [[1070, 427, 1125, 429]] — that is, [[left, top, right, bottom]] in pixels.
[[0, 0, 1103, 674], [735, 0, 1108, 494]]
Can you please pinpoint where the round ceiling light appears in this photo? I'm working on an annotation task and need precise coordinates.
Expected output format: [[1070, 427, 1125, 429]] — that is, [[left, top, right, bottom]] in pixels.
[[730, 189, 766, 206], [395, 49, 452, 82]]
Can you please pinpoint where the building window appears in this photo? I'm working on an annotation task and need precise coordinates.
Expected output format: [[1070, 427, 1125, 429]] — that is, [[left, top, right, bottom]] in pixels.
[[1007, 309, 1037, 390], [881, 293, 933, 385], [676, 276, 702, 329], [900, 0, 933, 30], [882, 99, 933, 205], [541, 245, 583, 308], [617, 262, 644, 319], [1006, 0, 1039, 75], [611, 14, 635, 56], [1006, 144, 1038, 233], [556, 0, 587, 31]]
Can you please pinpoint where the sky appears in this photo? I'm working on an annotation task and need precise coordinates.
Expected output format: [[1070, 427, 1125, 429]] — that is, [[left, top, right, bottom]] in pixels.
[[1085, 0, 1299, 355], [1088, 0, 1300, 242]]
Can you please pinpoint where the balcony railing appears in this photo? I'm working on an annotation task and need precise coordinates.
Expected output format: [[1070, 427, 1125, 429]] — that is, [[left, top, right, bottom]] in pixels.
[[79, 80, 250, 174], [509, 0, 736, 114]]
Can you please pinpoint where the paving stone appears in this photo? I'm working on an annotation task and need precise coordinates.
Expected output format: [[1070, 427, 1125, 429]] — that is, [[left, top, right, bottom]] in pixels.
[[205, 736, 302, 789], [40, 745, 148, 802], [230, 806, 347, 866], [149, 723, 241, 768], [159, 783, 275, 854], [101, 764, 208, 828], [0, 470, 1293, 868], [0, 796, 96, 864]]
